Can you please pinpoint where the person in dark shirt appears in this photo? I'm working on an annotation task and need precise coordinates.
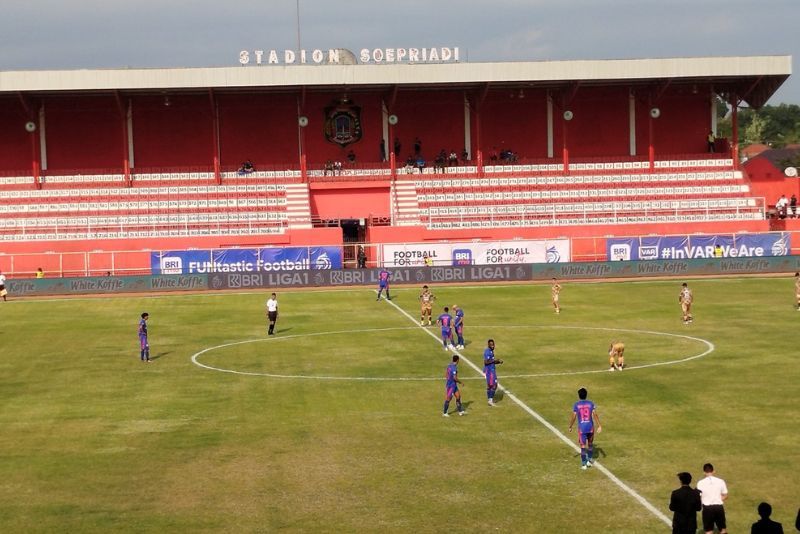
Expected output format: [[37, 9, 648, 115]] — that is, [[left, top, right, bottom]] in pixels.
[[669, 472, 701, 534], [751, 502, 783, 534]]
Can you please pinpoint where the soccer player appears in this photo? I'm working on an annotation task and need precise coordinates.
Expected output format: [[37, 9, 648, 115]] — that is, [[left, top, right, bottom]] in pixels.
[[376, 268, 391, 301], [138, 312, 151, 363], [443, 355, 465, 417], [452, 304, 465, 349], [483, 339, 504, 406], [266, 292, 278, 335], [436, 306, 454, 350], [697, 463, 728, 534], [568, 387, 601, 470], [0, 270, 7, 301], [679, 282, 693, 324], [794, 272, 800, 310], [608, 340, 625, 371], [419, 285, 436, 325], [552, 278, 562, 314]]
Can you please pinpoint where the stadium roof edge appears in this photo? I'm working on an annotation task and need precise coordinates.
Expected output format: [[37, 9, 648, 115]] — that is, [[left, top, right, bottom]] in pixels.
[[0, 55, 791, 108]]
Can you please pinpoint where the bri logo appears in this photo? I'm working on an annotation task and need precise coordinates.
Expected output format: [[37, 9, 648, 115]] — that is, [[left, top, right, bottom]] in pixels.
[[160, 256, 183, 274], [452, 249, 472, 266]]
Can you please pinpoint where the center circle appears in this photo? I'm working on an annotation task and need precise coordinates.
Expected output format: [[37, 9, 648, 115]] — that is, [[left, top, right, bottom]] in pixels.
[[190, 325, 715, 381]]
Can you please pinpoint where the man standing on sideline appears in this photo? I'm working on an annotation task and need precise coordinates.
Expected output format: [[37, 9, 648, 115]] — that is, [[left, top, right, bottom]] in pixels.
[[669, 472, 702, 534], [751, 502, 784, 534], [568, 387, 601, 470], [452, 304, 465, 349], [266, 293, 278, 335], [419, 285, 435, 326], [551, 278, 562, 314], [357, 246, 367, 269], [483, 339, 503, 406], [679, 282, 694, 324], [376, 267, 391, 301], [0, 270, 7, 301], [442, 355, 465, 417], [436, 306, 454, 351], [138, 312, 151, 363], [697, 462, 728, 534]]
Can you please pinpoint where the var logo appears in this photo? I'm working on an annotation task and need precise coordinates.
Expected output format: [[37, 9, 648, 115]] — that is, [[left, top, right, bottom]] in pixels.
[[160, 256, 183, 274], [452, 249, 472, 266]]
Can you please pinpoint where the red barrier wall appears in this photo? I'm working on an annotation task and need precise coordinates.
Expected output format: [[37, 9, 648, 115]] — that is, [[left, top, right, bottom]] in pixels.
[[0, 97, 35, 172], [391, 90, 464, 163], [567, 86, 630, 157], [218, 93, 299, 167], [480, 89, 548, 159], [635, 91, 710, 155], [132, 95, 213, 168], [44, 96, 123, 170], [309, 182, 391, 219]]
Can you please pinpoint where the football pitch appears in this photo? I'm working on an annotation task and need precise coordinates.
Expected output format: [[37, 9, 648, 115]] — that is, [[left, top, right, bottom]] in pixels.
[[0, 277, 797, 533]]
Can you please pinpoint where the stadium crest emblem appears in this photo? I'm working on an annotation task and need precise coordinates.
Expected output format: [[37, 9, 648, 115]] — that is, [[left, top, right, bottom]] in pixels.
[[323, 99, 362, 147]]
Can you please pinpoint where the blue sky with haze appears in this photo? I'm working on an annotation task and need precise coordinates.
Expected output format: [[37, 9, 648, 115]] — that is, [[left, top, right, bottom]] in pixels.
[[1, 0, 796, 105]]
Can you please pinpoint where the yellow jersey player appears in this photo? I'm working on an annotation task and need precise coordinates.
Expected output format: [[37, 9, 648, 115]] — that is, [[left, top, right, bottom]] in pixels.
[[608, 341, 625, 371], [795, 272, 800, 310], [419, 285, 436, 325], [551, 278, 562, 314], [679, 282, 693, 324]]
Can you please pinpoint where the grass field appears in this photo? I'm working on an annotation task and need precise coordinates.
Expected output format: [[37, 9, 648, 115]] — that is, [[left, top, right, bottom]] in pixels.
[[0, 277, 798, 533]]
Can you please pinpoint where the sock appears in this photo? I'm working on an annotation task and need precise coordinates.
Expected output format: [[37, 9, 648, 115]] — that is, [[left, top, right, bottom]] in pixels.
[[487, 389, 491, 400], [588, 446, 593, 462], [458, 334, 464, 345], [581, 449, 586, 464], [456, 400, 463, 412], [140, 349, 145, 360], [443, 400, 450, 413]]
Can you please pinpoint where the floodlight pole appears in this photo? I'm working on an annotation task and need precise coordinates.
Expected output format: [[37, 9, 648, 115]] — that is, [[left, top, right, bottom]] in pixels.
[[296, 0, 302, 53]]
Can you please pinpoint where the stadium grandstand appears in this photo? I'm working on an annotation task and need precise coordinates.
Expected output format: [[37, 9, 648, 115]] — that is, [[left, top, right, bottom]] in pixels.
[[0, 54, 792, 275]]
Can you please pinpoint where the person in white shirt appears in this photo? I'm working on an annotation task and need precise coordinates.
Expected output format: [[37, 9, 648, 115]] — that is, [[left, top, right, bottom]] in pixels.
[[266, 293, 278, 336], [696, 463, 728, 534], [0, 271, 7, 301]]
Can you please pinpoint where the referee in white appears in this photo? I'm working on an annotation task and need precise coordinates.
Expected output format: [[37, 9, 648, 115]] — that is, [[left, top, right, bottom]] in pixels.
[[696, 462, 728, 534], [266, 292, 278, 335]]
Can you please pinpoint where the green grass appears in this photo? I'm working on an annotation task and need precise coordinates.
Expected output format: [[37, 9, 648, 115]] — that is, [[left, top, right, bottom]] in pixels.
[[0, 278, 797, 532]]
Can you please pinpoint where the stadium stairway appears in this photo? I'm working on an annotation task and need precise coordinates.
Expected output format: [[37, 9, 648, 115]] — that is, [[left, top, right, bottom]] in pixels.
[[284, 183, 313, 229], [392, 180, 422, 226]]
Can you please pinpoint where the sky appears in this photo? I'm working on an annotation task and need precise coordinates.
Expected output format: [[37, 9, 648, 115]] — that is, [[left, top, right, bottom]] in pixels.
[[1, 0, 797, 105]]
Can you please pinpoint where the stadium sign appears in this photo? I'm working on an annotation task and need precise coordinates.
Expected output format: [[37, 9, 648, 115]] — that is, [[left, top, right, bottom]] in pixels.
[[238, 47, 460, 65], [381, 239, 570, 268], [607, 233, 790, 261], [151, 247, 342, 275]]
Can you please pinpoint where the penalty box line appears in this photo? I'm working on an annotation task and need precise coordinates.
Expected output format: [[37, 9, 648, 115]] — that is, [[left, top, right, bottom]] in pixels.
[[380, 293, 672, 527]]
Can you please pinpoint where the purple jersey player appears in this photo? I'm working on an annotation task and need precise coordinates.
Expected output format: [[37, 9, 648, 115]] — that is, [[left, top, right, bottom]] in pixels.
[[138, 312, 151, 362], [483, 339, 503, 406], [452, 305, 465, 348], [436, 306, 454, 350], [376, 268, 391, 301], [568, 387, 601, 469], [442, 355, 465, 417]]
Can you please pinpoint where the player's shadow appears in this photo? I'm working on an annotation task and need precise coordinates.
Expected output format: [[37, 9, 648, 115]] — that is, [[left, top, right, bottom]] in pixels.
[[150, 351, 171, 360], [275, 327, 293, 334], [462, 400, 474, 410], [494, 391, 505, 403], [592, 447, 607, 459]]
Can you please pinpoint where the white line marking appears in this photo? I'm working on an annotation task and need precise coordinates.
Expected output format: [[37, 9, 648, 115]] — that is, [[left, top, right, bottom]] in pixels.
[[381, 296, 673, 527]]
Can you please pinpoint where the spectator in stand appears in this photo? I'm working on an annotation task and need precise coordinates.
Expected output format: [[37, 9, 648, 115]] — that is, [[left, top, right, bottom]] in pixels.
[[238, 160, 255, 174], [379, 139, 387, 162], [790, 194, 797, 218], [461, 148, 470, 163], [707, 131, 716, 153], [751, 502, 784, 534], [347, 150, 356, 164], [324, 160, 335, 176], [394, 137, 402, 158], [333, 161, 343, 176], [414, 137, 422, 155], [776, 194, 789, 219], [404, 158, 416, 174], [415, 154, 426, 174], [448, 150, 459, 167], [36, 267, 44, 279], [490, 146, 499, 162], [434, 150, 447, 173]]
